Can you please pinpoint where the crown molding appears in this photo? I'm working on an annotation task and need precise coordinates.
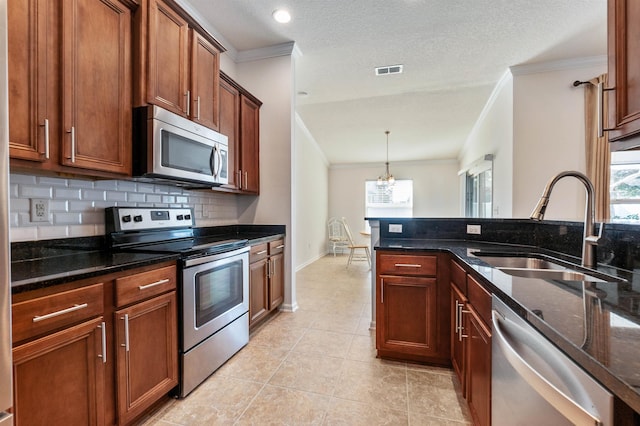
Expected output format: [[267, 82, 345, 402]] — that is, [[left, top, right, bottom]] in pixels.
[[330, 158, 458, 170], [236, 41, 300, 63], [510, 55, 607, 76]]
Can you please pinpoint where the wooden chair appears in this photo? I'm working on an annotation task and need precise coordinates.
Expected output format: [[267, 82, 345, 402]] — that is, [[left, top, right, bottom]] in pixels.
[[341, 218, 371, 268], [327, 217, 349, 256]]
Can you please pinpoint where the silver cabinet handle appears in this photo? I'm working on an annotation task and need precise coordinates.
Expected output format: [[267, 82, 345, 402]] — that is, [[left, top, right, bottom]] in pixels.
[[455, 300, 461, 335], [121, 314, 130, 352], [244, 171, 248, 189], [380, 278, 384, 303], [394, 263, 421, 268], [67, 126, 76, 162], [256, 250, 267, 255], [196, 95, 201, 119], [492, 310, 603, 426], [597, 81, 615, 138], [98, 321, 107, 364], [32, 303, 88, 322], [275, 245, 285, 249], [42, 118, 50, 159], [138, 278, 170, 290], [271, 258, 276, 278], [185, 90, 191, 116]]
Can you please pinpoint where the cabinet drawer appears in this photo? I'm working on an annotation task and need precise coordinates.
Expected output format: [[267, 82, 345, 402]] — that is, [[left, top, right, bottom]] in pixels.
[[250, 243, 269, 263], [115, 265, 177, 307], [378, 253, 437, 276], [450, 260, 467, 294], [12, 283, 104, 344], [467, 275, 491, 326], [269, 239, 285, 255]]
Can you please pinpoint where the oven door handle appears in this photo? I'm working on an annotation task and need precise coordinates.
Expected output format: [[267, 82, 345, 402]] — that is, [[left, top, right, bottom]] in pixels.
[[184, 246, 249, 268], [492, 310, 603, 426]]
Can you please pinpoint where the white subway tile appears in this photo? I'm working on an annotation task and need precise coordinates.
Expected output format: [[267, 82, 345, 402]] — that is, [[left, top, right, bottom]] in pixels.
[[50, 200, 68, 212], [162, 195, 176, 204], [127, 192, 146, 203], [37, 225, 70, 240], [10, 198, 29, 213], [81, 211, 103, 224], [54, 213, 81, 225], [146, 194, 162, 203], [176, 196, 188, 204], [10, 174, 37, 184], [106, 191, 127, 202], [69, 200, 94, 212], [95, 180, 118, 190], [37, 176, 68, 187], [9, 212, 19, 227], [117, 180, 137, 191], [20, 186, 52, 198], [67, 178, 94, 188], [82, 189, 106, 201], [10, 227, 38, 242], [69, 224, 98, 238], [54, 187, 82, 200]]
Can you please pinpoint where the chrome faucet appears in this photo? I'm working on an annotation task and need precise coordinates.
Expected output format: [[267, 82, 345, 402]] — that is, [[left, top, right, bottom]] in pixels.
[[530, 171, 602, 268]]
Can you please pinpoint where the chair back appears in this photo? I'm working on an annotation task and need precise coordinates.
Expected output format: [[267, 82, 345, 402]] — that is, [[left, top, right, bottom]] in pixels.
[[328, 217, 347, 242], [340, 218, 356, 245]]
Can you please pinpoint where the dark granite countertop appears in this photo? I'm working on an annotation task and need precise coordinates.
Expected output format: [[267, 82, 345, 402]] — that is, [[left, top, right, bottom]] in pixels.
[[10, 225, 286, 295], [376, 237, 640, 414]]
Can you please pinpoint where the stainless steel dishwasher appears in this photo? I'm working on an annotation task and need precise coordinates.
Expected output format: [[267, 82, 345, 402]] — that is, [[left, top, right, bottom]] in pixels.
[[492, 296, 613, 425]]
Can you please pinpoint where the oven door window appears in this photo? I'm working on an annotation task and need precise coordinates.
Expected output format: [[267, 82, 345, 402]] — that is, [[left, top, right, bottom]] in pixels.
[[161, 130, 214, 175], [194, 258, 244, 327]]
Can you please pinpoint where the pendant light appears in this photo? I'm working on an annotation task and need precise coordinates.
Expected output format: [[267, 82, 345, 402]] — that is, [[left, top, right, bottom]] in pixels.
[[377, 130, 395, 186]]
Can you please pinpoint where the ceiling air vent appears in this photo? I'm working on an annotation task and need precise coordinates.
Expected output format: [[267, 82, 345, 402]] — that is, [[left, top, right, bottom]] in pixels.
[[375, 64, 403, 76]]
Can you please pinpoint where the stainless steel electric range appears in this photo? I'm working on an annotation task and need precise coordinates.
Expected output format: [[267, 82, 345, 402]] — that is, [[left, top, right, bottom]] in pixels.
[[106, 207, 250, 397]]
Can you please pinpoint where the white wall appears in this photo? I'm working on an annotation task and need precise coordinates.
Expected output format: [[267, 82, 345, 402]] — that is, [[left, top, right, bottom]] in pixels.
[[459, 72, 514, 218], [329, 160, 460, 235], [234, 54, 297, 311], [294, 114, 329, 269], [511, 58, 607, 220]]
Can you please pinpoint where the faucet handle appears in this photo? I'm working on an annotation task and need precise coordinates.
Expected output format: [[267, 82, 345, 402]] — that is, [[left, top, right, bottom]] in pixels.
[[585, 223, 604, 245]]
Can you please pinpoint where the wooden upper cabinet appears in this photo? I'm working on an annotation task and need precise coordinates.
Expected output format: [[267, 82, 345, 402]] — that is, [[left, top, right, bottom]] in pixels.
[[61, 0, 132, 174], [145, 0, 189, 116], [240, 94, 260, 194], [191, 30, 220, 130], [219, 77, 241, 190], [8, 0, 132, 177], [607, 0, 640, 143], [8, 0, 60, 163], [137, 0, 222, 130]]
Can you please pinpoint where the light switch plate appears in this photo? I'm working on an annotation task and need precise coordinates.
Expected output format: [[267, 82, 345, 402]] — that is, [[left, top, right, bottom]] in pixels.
[[467, 224, 481, 235], [30, 198, 50, 223], [389, 224, 403, 233]]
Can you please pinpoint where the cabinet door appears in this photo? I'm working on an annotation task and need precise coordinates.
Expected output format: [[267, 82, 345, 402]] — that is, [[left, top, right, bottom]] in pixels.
[[13, 318, 106, 426], [450, 283, 467, 396], [376, 275, 438, 358], [190, 30, 220, 130], [115, 292, 178, 425], [269, 252, 285, 309], [8, 0, 60, 163], [466, 308, 491, 426], [61, 0, 131, 174], [239, 95, 260, 193], [219, 77, 240, 190], [147, 0, 189, 116], [607, 0, 640, 141], [249, 259, 269, 327]]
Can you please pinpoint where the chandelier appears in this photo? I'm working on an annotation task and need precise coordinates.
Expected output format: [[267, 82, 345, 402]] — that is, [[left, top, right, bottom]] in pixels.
[[377, 130, 395, 186]]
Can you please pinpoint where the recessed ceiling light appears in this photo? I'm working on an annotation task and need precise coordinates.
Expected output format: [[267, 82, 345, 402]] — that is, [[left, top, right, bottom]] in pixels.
[[272, 9, 291, 24]]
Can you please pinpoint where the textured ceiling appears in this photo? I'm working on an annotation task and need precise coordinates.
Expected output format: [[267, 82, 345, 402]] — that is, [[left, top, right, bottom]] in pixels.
[[184, 0, 607, 165]]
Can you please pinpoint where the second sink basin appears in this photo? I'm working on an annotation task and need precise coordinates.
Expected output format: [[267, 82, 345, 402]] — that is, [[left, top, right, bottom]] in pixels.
[[473, 252, 623, 283]]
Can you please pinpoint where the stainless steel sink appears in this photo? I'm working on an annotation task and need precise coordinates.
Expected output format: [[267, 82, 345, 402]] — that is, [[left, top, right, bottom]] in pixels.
[[473, 252, 623, 283], [475, 255, 568, 271], [496, 267, 606, 282]]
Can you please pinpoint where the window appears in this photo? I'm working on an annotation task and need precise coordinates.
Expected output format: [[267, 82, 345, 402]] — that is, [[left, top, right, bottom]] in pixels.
[[464, 156, 493, 218], [365, 180, 413, 219], [610, 151, 640, 221]]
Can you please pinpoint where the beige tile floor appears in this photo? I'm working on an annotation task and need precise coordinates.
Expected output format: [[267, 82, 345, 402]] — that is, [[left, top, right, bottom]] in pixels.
[[142, 254, 471, 425]]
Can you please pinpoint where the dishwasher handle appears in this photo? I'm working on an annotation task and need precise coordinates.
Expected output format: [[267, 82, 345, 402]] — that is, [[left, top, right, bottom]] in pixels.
[[492, 310, 603, 426]]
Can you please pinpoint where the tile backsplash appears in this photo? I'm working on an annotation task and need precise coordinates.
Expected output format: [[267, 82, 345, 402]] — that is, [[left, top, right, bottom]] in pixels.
[[9, 173, 240, 242]]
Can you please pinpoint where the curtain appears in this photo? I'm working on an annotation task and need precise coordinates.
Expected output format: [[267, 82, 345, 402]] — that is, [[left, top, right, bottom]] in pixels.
[[584, 74, 611, 221]]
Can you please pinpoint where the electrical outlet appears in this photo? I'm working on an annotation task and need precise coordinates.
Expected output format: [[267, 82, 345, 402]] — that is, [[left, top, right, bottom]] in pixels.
[[389, 224, 403, 233], [467, 224, 481, 235], [30, 199, 50, 223]]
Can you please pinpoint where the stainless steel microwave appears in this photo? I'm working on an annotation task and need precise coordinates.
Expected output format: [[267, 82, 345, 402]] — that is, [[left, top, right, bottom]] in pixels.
[[132, 105, 229, 188]]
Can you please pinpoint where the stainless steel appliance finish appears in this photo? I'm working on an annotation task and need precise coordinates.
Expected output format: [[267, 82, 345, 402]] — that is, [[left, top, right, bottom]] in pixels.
[[0, 0, 13, 423], [492, 296, 612, 425], [132, 105, 229, 188], [106, 207, 250, 398]]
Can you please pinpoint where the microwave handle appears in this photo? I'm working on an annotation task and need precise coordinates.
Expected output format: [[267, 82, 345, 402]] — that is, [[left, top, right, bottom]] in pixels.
[[209, 148, 216, 177], [216, 145, 223, 177]]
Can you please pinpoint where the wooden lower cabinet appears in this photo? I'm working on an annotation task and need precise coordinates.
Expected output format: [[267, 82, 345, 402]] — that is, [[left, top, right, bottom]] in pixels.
[[11, 261, 178, 425], [466, 306, 491, 426], [375, 251, 450, 364], [114, 292, 178, 425], [249, 239, 285, 328], [12, 317, 106, 426]]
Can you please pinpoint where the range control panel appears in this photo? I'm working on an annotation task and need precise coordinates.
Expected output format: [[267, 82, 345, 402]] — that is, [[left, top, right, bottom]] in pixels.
[[106, 207, 194, 232]]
